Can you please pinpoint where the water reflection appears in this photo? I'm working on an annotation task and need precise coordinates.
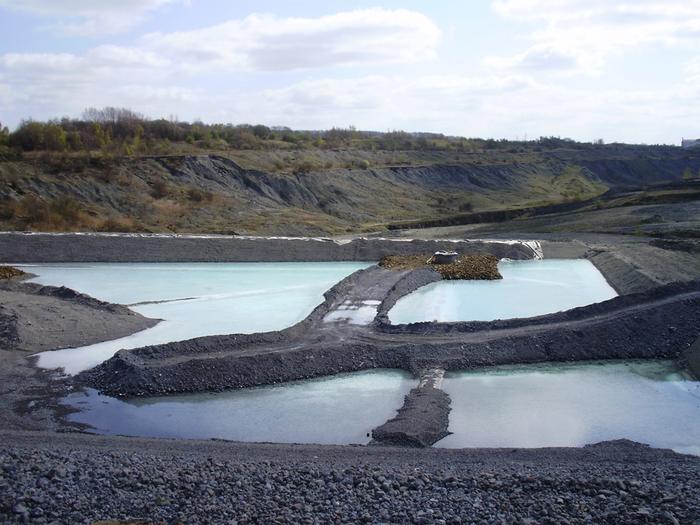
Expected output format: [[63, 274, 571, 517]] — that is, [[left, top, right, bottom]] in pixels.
[[389, 259, 617, 324], [436, 360, 700, 455], [20, 262, 369, 374], [64, 370, 414, 445]]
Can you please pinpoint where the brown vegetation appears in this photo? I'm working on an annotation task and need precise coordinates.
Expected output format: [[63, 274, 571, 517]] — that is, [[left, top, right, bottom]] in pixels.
[[379, 254, 502, 280], [0, 266, 26, 279]]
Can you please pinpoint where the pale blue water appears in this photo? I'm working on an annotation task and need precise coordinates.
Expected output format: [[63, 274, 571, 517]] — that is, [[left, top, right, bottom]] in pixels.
[[20, 262, 369, 374], [436, 361, 700, 455], [64, 370, 414, 445], [389, 259, 617, 324]]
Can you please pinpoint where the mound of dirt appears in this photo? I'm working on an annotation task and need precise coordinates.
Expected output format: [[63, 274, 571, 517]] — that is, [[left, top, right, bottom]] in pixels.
[[379, 254, 502, 280], [0, 266, 26, 279]]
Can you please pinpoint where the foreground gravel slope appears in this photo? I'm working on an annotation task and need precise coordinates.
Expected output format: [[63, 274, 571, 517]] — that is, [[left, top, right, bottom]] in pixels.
[[1, 431, 698, 525]]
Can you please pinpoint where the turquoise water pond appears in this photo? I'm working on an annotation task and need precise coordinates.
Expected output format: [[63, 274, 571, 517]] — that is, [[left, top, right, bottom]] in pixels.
[[20, 262, 369, 374], [389, 259, 617, 324], [436, 360, 700, 455], [64, 369, 414, 445]]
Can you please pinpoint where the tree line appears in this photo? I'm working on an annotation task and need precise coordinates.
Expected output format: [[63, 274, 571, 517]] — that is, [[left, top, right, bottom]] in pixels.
[[0, 107, 652, 160]]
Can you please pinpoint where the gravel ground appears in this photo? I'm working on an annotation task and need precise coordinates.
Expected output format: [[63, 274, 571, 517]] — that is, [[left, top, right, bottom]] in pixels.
[[1, 432, 699, 525], [2, 234, 700, 524], [0, 277, 156, 353]]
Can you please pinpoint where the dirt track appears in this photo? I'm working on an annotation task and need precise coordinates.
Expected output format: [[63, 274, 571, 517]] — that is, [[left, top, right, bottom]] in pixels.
[[81, 269, 700, 397]]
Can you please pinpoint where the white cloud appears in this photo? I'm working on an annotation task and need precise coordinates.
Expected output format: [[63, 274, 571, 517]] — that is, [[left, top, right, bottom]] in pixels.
[[0, 45, 176, 121], [232, 73, 698, 144], [0, 47, 168, 86], [490, 0, 700, 74], [687, 57, 700, 82], [143, 8, 441, 71], [0, 8, 441, 125], [0, 7, 442, 123], [485, 45, 585, 73], [1, 59, 699, 143], [0, 5, 698, 143], [0, 0, 179, 35]]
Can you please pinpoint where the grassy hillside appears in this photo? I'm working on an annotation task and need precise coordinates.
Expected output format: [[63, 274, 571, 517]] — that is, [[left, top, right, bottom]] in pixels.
[[1, 114, 699, 235]]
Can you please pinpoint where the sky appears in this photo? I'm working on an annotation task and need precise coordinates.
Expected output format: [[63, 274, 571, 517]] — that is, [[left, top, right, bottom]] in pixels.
[[0, 0, 699, 144]]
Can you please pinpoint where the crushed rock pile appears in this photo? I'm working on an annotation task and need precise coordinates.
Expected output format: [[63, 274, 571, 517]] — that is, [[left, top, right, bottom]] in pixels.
[[0, 266, 25, 280], [379, 254, 502, 280]]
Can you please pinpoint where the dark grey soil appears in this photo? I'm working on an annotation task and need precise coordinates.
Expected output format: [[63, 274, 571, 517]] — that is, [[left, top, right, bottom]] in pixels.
[[0, 277, 157, 352], [1, 431, 698, 525], [81, 276, 700, 398], [371, 386, 451, 448]]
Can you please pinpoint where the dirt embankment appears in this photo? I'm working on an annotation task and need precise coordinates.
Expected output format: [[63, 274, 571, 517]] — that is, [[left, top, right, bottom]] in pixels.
[[6, 148, 696, 235], [0, 232, 540, 263], [0, 277, 157, 353], [80, 271, 700, 398], [379, 254, 501, 280]]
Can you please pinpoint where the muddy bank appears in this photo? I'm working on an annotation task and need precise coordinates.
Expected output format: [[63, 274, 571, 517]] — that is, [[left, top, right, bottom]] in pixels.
[[588, 251, 658, 294], [0, 349, 82, 433], [0, 278, 157, 432], [0, 278, 157, 353], [0, 232, 541, 263]]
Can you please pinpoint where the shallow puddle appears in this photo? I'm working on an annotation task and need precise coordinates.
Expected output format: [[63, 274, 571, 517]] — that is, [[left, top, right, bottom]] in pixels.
[[436, 360, 700, 455], [389, 259, 617, 324], [64, 370, 414, 445], [20, 262, 369, 374]]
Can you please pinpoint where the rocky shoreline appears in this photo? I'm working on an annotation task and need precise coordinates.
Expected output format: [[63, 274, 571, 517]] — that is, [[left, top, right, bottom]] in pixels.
[[378, 254, 502, 280]]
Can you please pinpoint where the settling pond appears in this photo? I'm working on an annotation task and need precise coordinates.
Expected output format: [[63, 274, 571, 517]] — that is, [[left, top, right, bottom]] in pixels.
[[389, 259, 617, 324], [61, 360, 700, 451], [20, 262, 369, 374], [64, 370, 414, 445], [436, 360, 700, 455], [19, 261, 700, 452]]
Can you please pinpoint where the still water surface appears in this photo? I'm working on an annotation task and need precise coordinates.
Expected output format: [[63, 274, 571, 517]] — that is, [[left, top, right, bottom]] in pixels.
[[389, 259, 617, 324], [436, 361, 700, 455], [64, 369, 414, 445], [20, 262, 369, 374]]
